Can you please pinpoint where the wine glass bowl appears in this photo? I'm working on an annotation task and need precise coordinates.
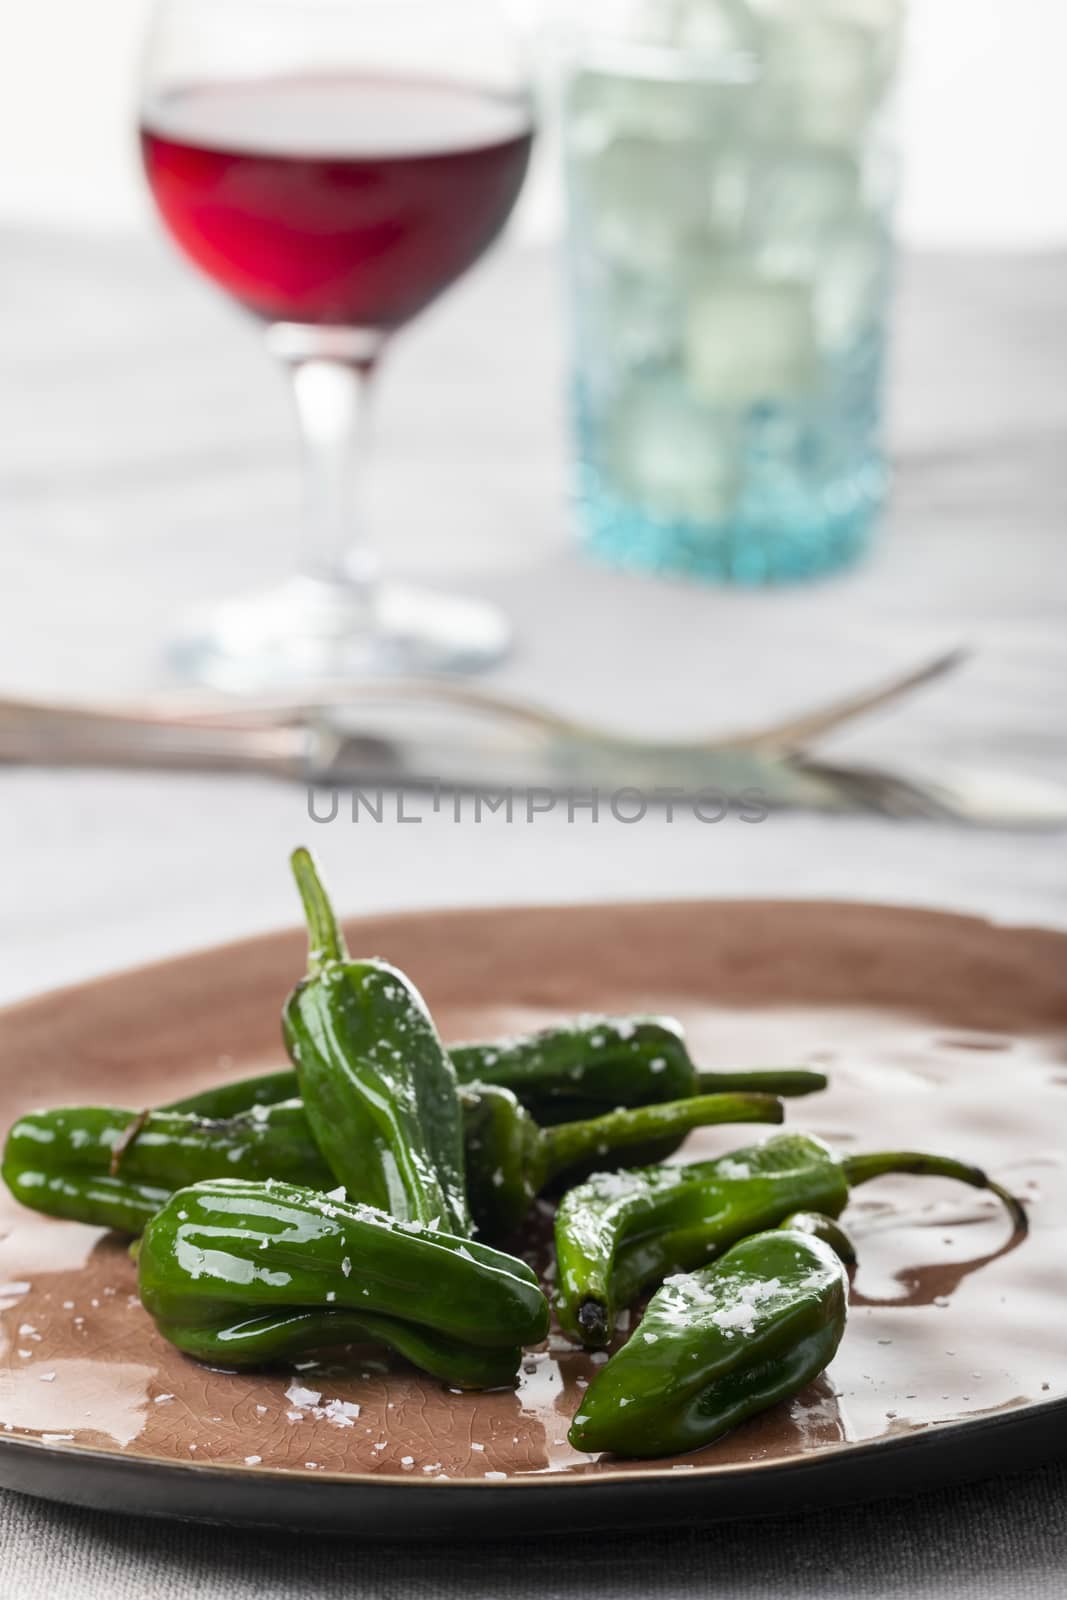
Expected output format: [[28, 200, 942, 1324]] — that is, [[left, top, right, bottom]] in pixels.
[[139, 0, 534, 686]]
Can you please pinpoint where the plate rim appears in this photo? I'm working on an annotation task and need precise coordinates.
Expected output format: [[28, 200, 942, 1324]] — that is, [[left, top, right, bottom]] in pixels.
[[1, 894, 1062, 1030]]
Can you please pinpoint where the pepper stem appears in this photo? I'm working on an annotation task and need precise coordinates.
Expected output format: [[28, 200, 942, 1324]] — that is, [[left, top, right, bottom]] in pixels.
[[696, 1067, 828, 1098], [841, 1151, 1028, 1235], [539, 1092, 784, 1187], [290, 847, 348, 973]]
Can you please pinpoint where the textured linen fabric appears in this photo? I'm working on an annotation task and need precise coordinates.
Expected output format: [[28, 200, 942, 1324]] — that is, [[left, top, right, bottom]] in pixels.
[[1, 1462, 1066, 1598]]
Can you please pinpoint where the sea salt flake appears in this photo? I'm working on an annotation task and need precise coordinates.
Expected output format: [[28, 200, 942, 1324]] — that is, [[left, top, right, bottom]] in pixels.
[[244, 1455, 262, 1466], [285, 1382, 322, 1408], [38, 1372, 57, 1383], [716, 1158, 751, 1179]]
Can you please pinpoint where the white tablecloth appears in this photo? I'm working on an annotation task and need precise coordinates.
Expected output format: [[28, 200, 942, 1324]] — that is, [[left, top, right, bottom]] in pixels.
[[0, 232, 1064, 1592]]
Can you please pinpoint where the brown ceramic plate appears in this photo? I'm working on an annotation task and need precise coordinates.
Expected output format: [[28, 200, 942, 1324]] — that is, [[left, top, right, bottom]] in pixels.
[[1, 900, 1065, 1537]]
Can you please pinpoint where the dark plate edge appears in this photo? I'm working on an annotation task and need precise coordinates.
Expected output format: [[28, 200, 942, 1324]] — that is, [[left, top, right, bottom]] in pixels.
[[1, 1395, 1066, 1538]]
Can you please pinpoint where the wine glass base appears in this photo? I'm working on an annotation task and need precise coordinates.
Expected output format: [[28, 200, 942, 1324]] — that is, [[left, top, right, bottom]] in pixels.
[[168, 575, 512, 690]]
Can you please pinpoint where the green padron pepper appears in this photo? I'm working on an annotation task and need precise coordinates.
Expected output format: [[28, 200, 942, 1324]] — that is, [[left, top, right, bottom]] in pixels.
[[166, 1018, 825, 1157], [461, 1082, 782, 1238], [568, 1228, 849, 1458], [555, 1133, 1027, 1346], [282, 849, 470, 1235], [1, 1101, 333, 1236], [450, 1018, 826, 1129], [137, 1179, 549, 1390], [2, 1086, 782, 1240], [778, 1209, 857, 1267]]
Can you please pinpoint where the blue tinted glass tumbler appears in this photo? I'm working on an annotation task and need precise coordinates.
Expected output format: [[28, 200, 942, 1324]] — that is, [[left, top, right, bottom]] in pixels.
[[559, 2, 903, 584]]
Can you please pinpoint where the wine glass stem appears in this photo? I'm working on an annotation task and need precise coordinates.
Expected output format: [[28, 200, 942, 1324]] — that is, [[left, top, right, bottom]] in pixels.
[[284, 352, 380, 594]]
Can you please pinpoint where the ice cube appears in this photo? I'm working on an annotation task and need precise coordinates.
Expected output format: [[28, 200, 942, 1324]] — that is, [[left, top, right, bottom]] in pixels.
[[566, 64, 747, 154], [671, 0, 764, 55], [750, 0, 902, 47], [745, 146, 862, 276], [812, 214, 889, 349], [611, 0, 762, 52], [754, 13, 889, 149], [605, 374, 743, 523], [685, 274, 816, 405], [574, 134, 714, 271]]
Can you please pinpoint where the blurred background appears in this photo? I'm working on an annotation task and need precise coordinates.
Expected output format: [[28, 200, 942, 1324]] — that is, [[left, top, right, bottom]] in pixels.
[[3, 0, 1066, 246], [1, 0, 1064, 999]]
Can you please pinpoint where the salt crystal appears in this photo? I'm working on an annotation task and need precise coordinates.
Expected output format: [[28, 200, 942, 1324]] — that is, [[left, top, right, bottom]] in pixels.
[[244, 1455, 262, 1466], [38, 1372, 56, 1383], [484, 1471, 507, 1481], [285, 1382, 321, 1408]]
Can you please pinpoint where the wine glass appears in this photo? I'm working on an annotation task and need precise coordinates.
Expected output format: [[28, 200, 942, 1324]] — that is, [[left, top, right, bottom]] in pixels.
[[139, 0, 535, 687]]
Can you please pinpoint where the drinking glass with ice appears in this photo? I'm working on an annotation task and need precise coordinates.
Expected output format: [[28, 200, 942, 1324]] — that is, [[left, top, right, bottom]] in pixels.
[[559, 0, 904, 582]]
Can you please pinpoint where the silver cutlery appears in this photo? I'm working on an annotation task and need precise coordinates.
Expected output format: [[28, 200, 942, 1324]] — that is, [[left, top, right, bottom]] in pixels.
[[0, 650, 1063, 826]]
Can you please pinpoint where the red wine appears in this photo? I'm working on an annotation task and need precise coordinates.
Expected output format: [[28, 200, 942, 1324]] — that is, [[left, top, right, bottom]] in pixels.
[[141, 76, 533, 328]]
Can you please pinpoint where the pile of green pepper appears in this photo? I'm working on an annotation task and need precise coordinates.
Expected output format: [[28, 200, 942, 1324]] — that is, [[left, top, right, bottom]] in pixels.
[[2, 847, 1028, 1460]]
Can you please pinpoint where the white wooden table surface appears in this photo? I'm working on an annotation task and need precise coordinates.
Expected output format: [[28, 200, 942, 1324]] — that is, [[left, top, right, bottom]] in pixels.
[[0, 232, 1064, 1593]]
